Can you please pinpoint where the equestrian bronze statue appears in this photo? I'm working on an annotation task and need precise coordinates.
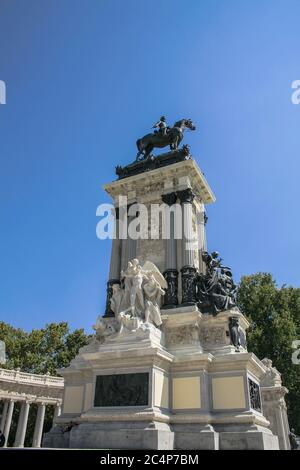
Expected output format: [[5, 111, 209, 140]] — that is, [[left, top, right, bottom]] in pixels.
[[136, 118, 196, 161]]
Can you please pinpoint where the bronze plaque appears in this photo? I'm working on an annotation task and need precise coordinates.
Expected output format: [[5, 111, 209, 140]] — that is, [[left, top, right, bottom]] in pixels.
[[94, 372, 149, 407]]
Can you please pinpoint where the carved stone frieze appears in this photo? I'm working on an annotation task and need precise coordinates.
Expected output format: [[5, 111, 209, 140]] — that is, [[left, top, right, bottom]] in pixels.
[[165, 324, 200, 346], [199, 326, 226, 345], [0, 381, 63, 400]]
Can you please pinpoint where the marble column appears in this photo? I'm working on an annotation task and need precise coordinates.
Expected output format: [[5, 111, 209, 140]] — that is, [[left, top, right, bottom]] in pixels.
[[127, 203, 138, 262], [53, 403, 61, 420], [105, 203, 138, 317], [0, 400, 8, 432], [121, 238, 128, 272], [120, 204, 138, 268], [276, 402, 290, 450], [177, 188, 197, 305], [32, 403, 46, 448], [162, 192, 178, 308], [14, 400, 24, 447], [3, 399, 15, 447], [104, 207, 121, 317], [14, 401, 30, 448], [197, 205, 208, 274], [282, 405, 291, 450]]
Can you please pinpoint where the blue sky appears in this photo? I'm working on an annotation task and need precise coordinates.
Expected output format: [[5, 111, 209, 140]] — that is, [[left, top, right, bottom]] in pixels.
[[0, 0, 299, 333]]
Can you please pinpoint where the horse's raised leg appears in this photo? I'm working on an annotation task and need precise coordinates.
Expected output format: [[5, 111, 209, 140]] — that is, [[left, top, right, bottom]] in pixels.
[[144, 145, 153, 160], [172, 138, 178, 150], [136, 150, 143, 161], [136, 138, 146, 161], [170, 139, 176, 150]]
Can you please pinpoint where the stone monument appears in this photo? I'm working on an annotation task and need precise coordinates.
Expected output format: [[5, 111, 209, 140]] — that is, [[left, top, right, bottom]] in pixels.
[[44, 117, 290, 450]]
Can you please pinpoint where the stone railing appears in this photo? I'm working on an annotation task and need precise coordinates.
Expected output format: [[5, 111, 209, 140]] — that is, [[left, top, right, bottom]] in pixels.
[[0, 368, 64, 387]]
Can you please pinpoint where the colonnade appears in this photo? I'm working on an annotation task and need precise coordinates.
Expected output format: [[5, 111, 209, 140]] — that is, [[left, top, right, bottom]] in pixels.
[[0, 398, 61, 448], [0, 368, 64, 448]]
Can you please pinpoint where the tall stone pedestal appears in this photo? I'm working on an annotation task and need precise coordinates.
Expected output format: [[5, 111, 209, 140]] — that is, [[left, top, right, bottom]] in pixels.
[[44, 307, 280, 450], [44, 150, 289, 450]]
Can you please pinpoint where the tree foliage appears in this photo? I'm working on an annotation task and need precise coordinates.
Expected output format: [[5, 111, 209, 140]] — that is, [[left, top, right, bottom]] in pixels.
[[237, 273, 300, 434], [0, 321, 90, 375]]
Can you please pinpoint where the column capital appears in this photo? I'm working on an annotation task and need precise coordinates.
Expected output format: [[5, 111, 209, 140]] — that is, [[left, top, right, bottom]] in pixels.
[[161, 192, 177, 206], [37, 401, 46, 407], [177, 188, 195, 204]]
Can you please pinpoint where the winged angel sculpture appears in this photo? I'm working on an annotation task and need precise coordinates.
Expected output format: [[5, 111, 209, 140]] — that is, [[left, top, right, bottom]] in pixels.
[[94, 259, 167, 341]]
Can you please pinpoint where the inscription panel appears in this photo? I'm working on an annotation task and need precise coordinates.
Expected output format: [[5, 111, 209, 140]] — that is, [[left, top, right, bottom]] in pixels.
[[94, 373, 149, 407]]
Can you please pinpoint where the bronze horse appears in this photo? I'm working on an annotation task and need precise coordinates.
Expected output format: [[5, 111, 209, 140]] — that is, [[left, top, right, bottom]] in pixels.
[[136, 119, 196, 161]]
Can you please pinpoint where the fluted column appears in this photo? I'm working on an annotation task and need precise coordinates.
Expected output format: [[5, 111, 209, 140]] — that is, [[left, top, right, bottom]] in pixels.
[[3, 399, 15, 447], [120, 203, 138, 271], [14, 401, 30, 448], [127, 203, 138, 262], [105, 203, 138, 317], [178, 188, 197, 305], [121, 239, 128, 272], [108, 207, 122, 280], [162, 192, 178, 308], [32, 403, 45, 448], [127, 215, 137, 261], [197, 205, 208, 274], [0, 400, 8, 432], [104, 207, 121, 317]]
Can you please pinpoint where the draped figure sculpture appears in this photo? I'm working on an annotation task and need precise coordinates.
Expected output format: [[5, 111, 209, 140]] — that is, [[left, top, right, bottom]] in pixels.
[[94, 259, 167, 341]]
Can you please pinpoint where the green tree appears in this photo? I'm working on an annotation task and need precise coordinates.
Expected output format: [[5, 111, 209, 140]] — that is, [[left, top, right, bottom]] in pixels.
[[237, 273, 300, 434], [0, 321, 90, 374], [0, 321, 90, 446]]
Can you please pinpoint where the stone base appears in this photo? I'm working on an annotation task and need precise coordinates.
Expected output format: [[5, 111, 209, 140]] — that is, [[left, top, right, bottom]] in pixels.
[[173, 424, 219, 450], [44, 422, 279, 450], [43, 305, 283, 451], [44, 421, 174, 450], [219, 431, 279, 450], [214, 423, 279, 450], [43, 425, 70, 449]]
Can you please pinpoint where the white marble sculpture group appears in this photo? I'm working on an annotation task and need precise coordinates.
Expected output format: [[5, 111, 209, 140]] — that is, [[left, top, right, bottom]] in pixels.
[[94, 259, 167, 341]]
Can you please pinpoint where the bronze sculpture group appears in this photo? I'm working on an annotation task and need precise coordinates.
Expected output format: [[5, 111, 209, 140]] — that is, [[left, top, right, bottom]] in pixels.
[[195, 251, 237, 315], [136, 116, 196, 161]]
